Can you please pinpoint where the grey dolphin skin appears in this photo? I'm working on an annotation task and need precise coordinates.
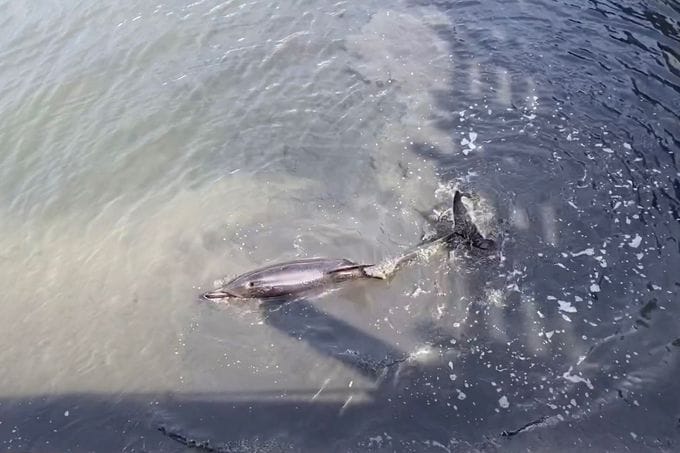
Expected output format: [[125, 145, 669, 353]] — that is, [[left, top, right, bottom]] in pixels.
[[202, 191, 493, 302]]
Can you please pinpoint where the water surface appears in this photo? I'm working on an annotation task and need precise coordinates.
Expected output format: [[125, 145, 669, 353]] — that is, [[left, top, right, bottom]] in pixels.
[[0, 0, 679, 451]]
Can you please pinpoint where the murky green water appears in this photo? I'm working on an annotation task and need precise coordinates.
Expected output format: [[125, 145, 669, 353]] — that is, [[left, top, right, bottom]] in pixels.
[[0, 0, 448, 396]]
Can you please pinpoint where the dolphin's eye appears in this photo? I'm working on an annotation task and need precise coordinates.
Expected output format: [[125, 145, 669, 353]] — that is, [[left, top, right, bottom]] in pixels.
[[248, 282, 255, 287]]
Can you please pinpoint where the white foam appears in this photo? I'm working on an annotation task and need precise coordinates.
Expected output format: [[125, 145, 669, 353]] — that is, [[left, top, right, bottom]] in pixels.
[[557, 300, 577, 313], [461, 131, 479, 155], [562, 367, 594, 389], [571, 248, 594, 257], [629, 234, 642, 248], [498, 395, 510, 408]]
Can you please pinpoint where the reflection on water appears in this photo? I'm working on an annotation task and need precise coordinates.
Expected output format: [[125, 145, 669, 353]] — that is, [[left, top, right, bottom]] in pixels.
[[1, 0, 679, 451]]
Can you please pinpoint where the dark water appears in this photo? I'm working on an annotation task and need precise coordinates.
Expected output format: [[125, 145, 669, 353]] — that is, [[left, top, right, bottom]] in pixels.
[[1, 0, 679, 451]]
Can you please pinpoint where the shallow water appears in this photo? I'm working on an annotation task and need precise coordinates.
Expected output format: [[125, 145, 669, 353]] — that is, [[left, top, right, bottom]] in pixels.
[[1, 0, 679, 451]]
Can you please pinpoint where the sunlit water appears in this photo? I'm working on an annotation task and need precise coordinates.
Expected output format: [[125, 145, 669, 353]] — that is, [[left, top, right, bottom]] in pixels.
[[1, 0, 679, 451]]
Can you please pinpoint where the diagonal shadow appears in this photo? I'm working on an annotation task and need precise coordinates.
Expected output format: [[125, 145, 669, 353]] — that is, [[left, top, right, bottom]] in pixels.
[[259, 297, 408, 380]]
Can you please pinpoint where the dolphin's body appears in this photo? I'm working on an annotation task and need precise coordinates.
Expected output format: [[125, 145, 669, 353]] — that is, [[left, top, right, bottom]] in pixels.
[[202, 191, 492, 301], [203, 258, 373, 300]]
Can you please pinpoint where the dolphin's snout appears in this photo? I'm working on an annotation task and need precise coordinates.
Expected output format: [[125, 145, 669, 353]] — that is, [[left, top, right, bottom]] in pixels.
[[201, 289, 234, 301]]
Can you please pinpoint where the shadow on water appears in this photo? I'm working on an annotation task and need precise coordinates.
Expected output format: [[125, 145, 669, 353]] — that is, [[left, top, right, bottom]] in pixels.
[[1, 292, 678, 452], [259, 298, 408, 380], [3, 240, 679, 452], [398, 0, 680, 450]]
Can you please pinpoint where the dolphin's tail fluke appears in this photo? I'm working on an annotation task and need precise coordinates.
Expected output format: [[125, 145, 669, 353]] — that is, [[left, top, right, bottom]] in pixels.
[[362, 191, 494, 280], [451, 191, 495, 250]]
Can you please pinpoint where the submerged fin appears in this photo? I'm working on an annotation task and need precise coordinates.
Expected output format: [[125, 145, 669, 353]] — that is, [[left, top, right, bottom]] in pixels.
[[327, 264, 381, 280], [452, 191, 495, 250]]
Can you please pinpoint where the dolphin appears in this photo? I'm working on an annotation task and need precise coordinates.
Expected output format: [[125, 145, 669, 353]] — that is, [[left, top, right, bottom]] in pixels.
[[202, 191, 493, 301]]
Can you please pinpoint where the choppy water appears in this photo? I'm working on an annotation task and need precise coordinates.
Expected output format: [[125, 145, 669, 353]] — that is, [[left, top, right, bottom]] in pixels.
[[1, 0, 679, 451]]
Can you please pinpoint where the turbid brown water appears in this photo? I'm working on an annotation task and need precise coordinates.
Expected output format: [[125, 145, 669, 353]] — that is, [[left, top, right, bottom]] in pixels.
[[1, 0, 679, 452]]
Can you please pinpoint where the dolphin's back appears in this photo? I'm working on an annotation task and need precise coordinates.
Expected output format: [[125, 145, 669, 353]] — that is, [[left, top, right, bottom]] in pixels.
[[222, 258, 367, 299]]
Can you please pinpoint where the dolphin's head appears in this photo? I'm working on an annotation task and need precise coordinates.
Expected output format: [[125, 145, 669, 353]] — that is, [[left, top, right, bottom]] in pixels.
[[201, 279, 251, 301], [201, 274, 267, 301]]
